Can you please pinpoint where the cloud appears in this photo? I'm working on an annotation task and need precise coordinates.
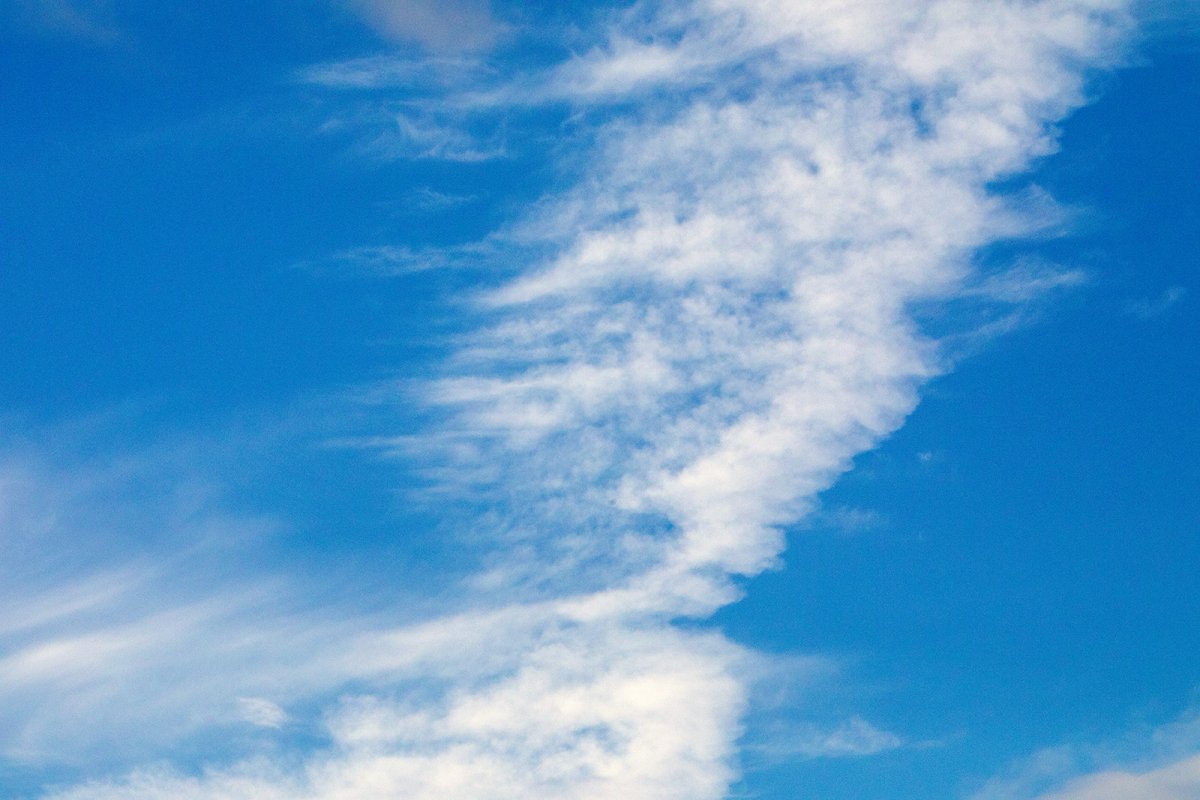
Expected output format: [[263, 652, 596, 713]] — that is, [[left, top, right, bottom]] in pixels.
[[0, 435, 749, 795], [298, 53, 512, 163], [751, 717, 905, 761], [310, 100, 510, 162], [296, 242, 498, 277], [970, 709, 1200, 800], [298, 54, 490, 90], [37, 612, 750, 800], [384, 112, 507, 160], [236, 698, 289, 729], [0, 452, 263, 762], [808, 506, 888, 536], [405, 187, 477, 212], [970, 262, 1090, 303], [413, 0, 1134, 595], [8, 0, 120, 44], [344, 0, 504, 53], [8, 1, 1141, 798], [1034, 756, 1200, 800], [1127, 284, 1187, 318]]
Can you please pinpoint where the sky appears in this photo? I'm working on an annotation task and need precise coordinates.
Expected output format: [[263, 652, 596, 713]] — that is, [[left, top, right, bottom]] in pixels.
[[0, 1, 1197, 799]]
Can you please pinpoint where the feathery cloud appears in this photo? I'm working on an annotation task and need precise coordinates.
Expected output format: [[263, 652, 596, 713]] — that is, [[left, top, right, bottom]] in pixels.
[[8, 2, 1139, 798]]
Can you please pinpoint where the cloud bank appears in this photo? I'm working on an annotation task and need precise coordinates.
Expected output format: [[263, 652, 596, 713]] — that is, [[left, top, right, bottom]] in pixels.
[[6, 1, 1139, 798]]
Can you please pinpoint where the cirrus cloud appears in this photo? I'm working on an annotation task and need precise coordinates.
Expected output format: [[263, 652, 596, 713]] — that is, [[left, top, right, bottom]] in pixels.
[[8, 2, 1141, 799]]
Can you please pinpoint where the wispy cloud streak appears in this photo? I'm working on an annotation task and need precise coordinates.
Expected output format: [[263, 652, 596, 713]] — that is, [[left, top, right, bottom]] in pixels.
[[971, 709, 1200, 800]]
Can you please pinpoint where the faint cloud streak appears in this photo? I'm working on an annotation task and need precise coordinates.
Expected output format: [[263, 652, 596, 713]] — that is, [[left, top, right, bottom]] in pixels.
[[1127, 285, 1187, 318], [344, 0, 505, 53]]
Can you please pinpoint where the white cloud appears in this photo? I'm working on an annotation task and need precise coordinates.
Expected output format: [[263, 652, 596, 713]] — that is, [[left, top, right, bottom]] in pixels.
[[298, 241, 497, 276], [298, 54, 510, 164], [1034, 756, 1200, 800], [340, 109, 506, 161], [969, 261, 1090, 303], [406, 186, 476, 211], [8, 1, 1142, 798], [39, 616, 750, 800], [8, 0, 119, 44], [971, 711, 1200, 800], [344, 0, 504, 53], [751, 717, 905, 761], [298, 54, 489, 90], [0, 443, 746, 792], [236, 698, 288, 729], [0, 443, 362, 763], [416, 0, 1134, 596], [310, 100, 509, 162], [808, 505, 887, 536]]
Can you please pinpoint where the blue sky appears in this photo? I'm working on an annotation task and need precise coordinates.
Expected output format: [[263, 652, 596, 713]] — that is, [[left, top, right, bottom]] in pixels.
[[0, 2, 1197, 799]]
